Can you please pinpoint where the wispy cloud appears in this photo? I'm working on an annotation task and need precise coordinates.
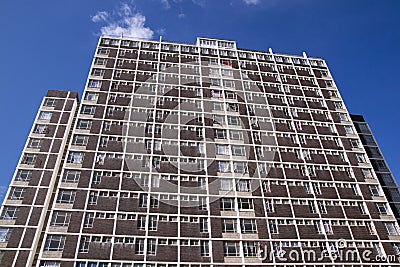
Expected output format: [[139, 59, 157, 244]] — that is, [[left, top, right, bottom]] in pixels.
[[92, 11, 109, 23], [92, 3, 154, 40], [243, 0, 260, 5], [178, 13, 186, 19]]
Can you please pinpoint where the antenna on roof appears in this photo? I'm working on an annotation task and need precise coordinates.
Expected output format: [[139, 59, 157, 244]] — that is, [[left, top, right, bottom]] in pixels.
[[159, 36, 163, 42], [302, 51, 308, 58], [121, 32, 124, 38]]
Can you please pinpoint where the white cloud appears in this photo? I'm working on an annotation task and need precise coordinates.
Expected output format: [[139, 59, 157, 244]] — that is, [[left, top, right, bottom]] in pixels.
[[93, 3, 154, 40], [243, 0, 260, 5], [119, 3, 132, 16], [100, 13, 154, 39], [91, 11, 109, 22], [178, 13, 186, 19]]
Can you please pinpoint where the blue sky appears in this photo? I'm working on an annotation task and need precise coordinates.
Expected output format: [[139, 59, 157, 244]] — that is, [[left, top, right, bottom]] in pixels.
[[0, 0, 399, 200]]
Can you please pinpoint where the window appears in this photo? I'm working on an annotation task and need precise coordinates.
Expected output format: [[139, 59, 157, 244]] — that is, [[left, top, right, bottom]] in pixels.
[[373, 243, 384, 256], [72, 135, 88, 146], [39, 111, 52, 120], [0, 228, 11, 242], [150, 195, 159, 208], [243, 242, 258, 257], [77, 120, 92, 130], [225, 90, 236, 98], [139, 194, 148, 208], [83, 213, 94, 228], [358, 202, 367, 214], [241, 219, 257, 233], [230, 130, 243, 140], [233, 162, 247, 174], [1, 207, 18, 220], [214, 129, 227, 139], [323, 222, 333, 235], [361, 169, 374, 179], [199, 217, 208, 232], [216, 144, 229, 155], [221, 69, 233, 77], [28, 138, 42, 148], [44, 235, 66, 252], [369, 185, 382, 197], [224, 242, 240, 257], [149, 216, 158, 231], [227, 116, 240, 126], [135, 239, 145, 255], [33, 124, 48, 134], [62, 170, 81, 183], [44, 98, 57, 107], [81, 105, 95, 115], [220, 198, 235, 211], [314, 221, 323, 234], [231, 146, 245, 156], [137, 215, 146, 230], [338, 113, 348, 121], [236, 179, 250, 192], [351, 184, 360, 196], [91, 69, 104, 76], [213, 102, 224, 110], [266, 200, 274, 213], [67, 152, 84, 164], [376, 203, 389, 215], [309, 201, 316, 213], [356, 154, 366, 163], [349, 139, 360, 148], [357, 123, 370, 133], [222, 219, 237, 233], [219, 179, 233, 191], [88, 191, 98, 205], [15, 170, 32, 181], [303, 183, 312, 194], [344, 126, 354, 134], [196, 127, 203, 138], [88, 80, 102, 88], [200, 240, 210, 257], [217, 161, 230, 173], [238, 198, 253, 210], [8, 187, 25, 200], [147, 239, 157, 255], [317, 201, 327, 214], [385, 223, 400, 235], [227, 103, 238, 112], [333, 101, 342, 109], [198, 196, 207, 210], [79, 237, 90, 253], [22, 154, 36, 165], [56, 190, 76, 204], [84, 92, 99, 102], [50, 212, 71, 227], [269, 220, 278, 234], [210, 78, 221, 86], [362, 135, 375, 145], [39, 261, 60, 267], [213, 115, 225, 125], [365, 222, 376, 235]]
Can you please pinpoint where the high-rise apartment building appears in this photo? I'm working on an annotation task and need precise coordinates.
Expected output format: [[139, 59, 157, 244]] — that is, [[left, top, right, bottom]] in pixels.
[[351, 115, 400, 225], [0, 36, 399, 267]]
